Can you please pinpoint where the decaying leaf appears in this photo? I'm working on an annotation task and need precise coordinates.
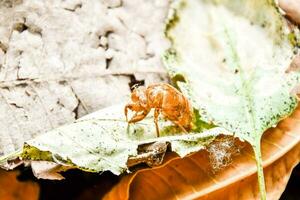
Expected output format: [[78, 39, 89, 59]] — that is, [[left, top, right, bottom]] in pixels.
[[0, 169, 39, 200], [16, 104, 231, 176], [0, 0, 170, 164], [103, 105, 300, 200], [126, 141, 168, 168], [279, 0, 300, 25], [164, 0, 300, 198], [30, 161, 74, 180]]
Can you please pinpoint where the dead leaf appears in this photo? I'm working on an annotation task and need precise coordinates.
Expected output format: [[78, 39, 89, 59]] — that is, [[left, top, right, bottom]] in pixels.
[[0, 0, 170, 163], [103, 105, 300, 200], [31, 161, 73, 180], [0, 169, 39, 200], [127, 141, 168, 168], [279, 0, 300, 24], [19, 104, 229, 176], [286, 54, 300, 73], [163, 0, 300, 198]]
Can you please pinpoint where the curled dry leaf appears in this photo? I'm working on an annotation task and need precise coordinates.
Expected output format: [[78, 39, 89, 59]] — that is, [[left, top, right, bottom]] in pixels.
[[126, 141, 168, 168], [30, 161, 74, 180], [0, 169, 39, 200], [103, 105, 300, 200]]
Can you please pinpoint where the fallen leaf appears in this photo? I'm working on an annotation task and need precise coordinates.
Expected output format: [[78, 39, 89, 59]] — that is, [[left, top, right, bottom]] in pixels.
[[0, 169, 39, 200], [279, 0, 300, 24], [126, 141, 168, 168], [163, 0, 300, 198], [31, 161, 73, 180], [286, 54, 300, 73], [103, 105, 300, 200], [17, 104, 230, 176]]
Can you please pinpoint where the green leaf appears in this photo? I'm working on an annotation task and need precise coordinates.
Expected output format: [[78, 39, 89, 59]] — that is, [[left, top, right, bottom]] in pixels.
[[16, 104, 230, 175], [164, 0, 300, 199]]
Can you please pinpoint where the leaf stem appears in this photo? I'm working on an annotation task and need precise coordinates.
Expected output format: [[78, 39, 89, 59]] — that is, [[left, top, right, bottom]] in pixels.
[[253, 141, 266, 200]]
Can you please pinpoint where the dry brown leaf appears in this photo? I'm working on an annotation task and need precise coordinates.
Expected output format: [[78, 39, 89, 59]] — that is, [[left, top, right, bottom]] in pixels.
[[0, 169, 39, 200], [279, 0, 300, 24], [103, 106, 300, 200], [0, 0, 170, 161]]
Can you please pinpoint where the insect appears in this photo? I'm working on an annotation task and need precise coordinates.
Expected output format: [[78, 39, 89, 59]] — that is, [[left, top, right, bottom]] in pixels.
[[125, 83, 193, 137]]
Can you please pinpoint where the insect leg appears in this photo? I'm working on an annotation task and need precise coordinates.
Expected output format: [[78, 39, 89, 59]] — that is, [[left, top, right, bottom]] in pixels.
[[124, 105, 130, 121], [128, 110, 150, 123], [154, 108, 161, 137], [174, 121, 188, 134]]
